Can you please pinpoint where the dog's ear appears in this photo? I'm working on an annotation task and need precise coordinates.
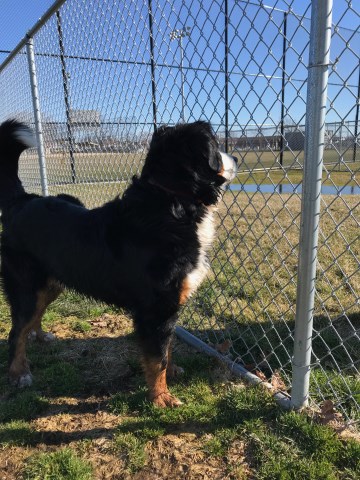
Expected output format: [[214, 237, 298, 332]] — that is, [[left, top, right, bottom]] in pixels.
[[208, 151, 222, 172]]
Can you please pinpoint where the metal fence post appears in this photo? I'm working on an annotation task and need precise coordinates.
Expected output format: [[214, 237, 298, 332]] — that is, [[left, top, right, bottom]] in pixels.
[[279, 11, 288, 168], [224, 0, 229, 153], [147, 0, 158, 132], [26, 36, 49, 197], [353, 64, 359, 162], [291, 0, 333, 409], [56, 10, 76, 183]]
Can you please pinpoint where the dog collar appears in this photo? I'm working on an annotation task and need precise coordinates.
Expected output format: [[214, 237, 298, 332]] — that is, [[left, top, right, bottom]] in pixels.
[[147, 177, 202, 204]]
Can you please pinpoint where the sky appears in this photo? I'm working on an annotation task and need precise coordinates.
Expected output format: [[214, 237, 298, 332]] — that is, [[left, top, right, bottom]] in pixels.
[[0, 0, 359, 137], [0, 0, 55, 62]]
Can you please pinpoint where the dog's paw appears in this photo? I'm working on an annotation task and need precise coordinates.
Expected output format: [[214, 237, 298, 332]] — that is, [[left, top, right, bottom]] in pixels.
[[167, 363, 185, 378], [151, 392, 183, 408], [29, 329, 56, 343], [39, 331, 56, 342], [28, 330, 37, 341], [18, 373, 33, 388], [10, 373, 33, 388]]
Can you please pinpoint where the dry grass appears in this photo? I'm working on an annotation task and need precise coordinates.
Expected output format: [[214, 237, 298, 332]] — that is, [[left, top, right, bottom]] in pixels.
[[19, 151, 145, 185], [184, 192, 359, 326]]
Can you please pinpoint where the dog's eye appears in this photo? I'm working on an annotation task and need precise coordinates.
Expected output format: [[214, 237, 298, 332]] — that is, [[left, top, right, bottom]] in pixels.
[[209, 152, 222, 172]]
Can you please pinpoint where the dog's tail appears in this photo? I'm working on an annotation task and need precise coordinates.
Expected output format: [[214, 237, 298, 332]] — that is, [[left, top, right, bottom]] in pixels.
[[0, 119, 36, 210]]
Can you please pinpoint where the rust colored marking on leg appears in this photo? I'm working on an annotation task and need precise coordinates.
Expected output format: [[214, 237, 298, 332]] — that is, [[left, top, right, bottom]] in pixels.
[[9, 326, 32, 384], [32, 279, 63, 340], [9, 279, 63, 385], [142, 356, 182, 408], [143, 358, 168, 398], [179, 277, 192, 305]]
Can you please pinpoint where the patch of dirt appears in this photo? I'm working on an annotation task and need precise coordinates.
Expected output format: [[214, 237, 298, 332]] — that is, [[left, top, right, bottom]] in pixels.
[[44, 314, 140, 394], [136, 433, 250, 480], [3, 403, 250, 480], [32, 404, 122, 444], [50, 313, 134, 340], [83, 444, 126, 480], [0, 329, 249, 480], [0, 446, 32, 480]]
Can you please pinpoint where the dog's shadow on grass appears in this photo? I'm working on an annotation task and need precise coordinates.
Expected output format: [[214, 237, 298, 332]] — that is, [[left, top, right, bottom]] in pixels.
[[0, 311, 359, 448], [0, 332, 246, 448]]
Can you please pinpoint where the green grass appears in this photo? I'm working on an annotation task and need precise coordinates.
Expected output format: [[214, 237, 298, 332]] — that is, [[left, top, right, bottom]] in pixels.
[[43, 290, 113, 322], [108, 372, 360, 478], [23, 448, 94, 480], [0, 390, 48, 422], [113, 432, 148, 473], [203, 427, 238, 456], [0, 420, 39, 447], [39, 362, 82, 396]]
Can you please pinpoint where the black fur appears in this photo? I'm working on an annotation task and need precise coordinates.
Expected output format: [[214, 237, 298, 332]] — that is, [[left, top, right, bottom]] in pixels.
[[0, 119, 234, 406]]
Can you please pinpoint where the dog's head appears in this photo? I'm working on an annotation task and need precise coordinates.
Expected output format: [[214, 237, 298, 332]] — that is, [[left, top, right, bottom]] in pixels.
[[141, 121, 237, 205]]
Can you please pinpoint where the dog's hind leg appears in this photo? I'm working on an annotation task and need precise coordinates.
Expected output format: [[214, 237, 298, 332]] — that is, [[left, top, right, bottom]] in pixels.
[[29, 279, 63, 343], [135, 313, 183, 408], [8, 292, 41, 387], [165, 335, 185, 378], [1, 248, 62, 386], [166, 339, 185, 379], [7, 281, 63, 387]]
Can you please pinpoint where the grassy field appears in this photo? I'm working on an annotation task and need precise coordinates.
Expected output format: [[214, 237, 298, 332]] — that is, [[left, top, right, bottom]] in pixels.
[[236, 167, 360, 187], [239, 149, 359, 171], [0, 189, 359, 478], [20, 151, 145, 185], [19, 150, 359, 190]]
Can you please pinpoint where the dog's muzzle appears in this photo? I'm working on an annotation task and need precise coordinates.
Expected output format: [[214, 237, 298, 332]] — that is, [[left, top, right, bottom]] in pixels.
[[220, 152, 238, 183]]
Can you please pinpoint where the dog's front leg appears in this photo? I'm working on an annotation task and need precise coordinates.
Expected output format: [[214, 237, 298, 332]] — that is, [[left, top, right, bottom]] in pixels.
[[143, 356, 183, 407], [136, 314, 182, 408]]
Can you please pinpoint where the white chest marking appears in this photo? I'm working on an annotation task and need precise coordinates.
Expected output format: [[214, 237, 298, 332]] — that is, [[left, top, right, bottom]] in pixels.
[[184, 207, 216, 301]]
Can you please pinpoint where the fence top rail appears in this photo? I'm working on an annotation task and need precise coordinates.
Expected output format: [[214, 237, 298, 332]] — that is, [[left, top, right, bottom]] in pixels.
[[0, 0, 67, 74]]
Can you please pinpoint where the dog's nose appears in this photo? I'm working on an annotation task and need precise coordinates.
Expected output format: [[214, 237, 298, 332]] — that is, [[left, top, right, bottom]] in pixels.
[[232, 155, 238, 164]]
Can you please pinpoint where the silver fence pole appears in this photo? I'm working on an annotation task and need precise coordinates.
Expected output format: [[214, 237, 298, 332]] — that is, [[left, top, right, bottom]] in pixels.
[[179, 34, 185, 123], [176, 326, 292, 410], [291, 0, 333, 409], [26, 36, 49, 196]]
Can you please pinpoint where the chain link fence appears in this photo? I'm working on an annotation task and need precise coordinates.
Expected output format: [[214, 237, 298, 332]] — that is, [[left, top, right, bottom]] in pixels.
[[0, 0, 359, 423]]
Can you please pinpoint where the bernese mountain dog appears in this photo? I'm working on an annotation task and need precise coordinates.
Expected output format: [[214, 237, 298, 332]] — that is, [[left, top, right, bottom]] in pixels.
[[0, 119, 237, 407]]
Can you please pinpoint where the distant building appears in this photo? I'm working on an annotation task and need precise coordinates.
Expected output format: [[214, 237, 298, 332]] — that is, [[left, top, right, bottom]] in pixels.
[[284, 130, 305, 151], [221, 135, 281, 151]]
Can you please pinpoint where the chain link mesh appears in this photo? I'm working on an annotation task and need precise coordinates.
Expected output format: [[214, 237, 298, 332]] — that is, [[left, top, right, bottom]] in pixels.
[[0, 0, 359, 422]]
